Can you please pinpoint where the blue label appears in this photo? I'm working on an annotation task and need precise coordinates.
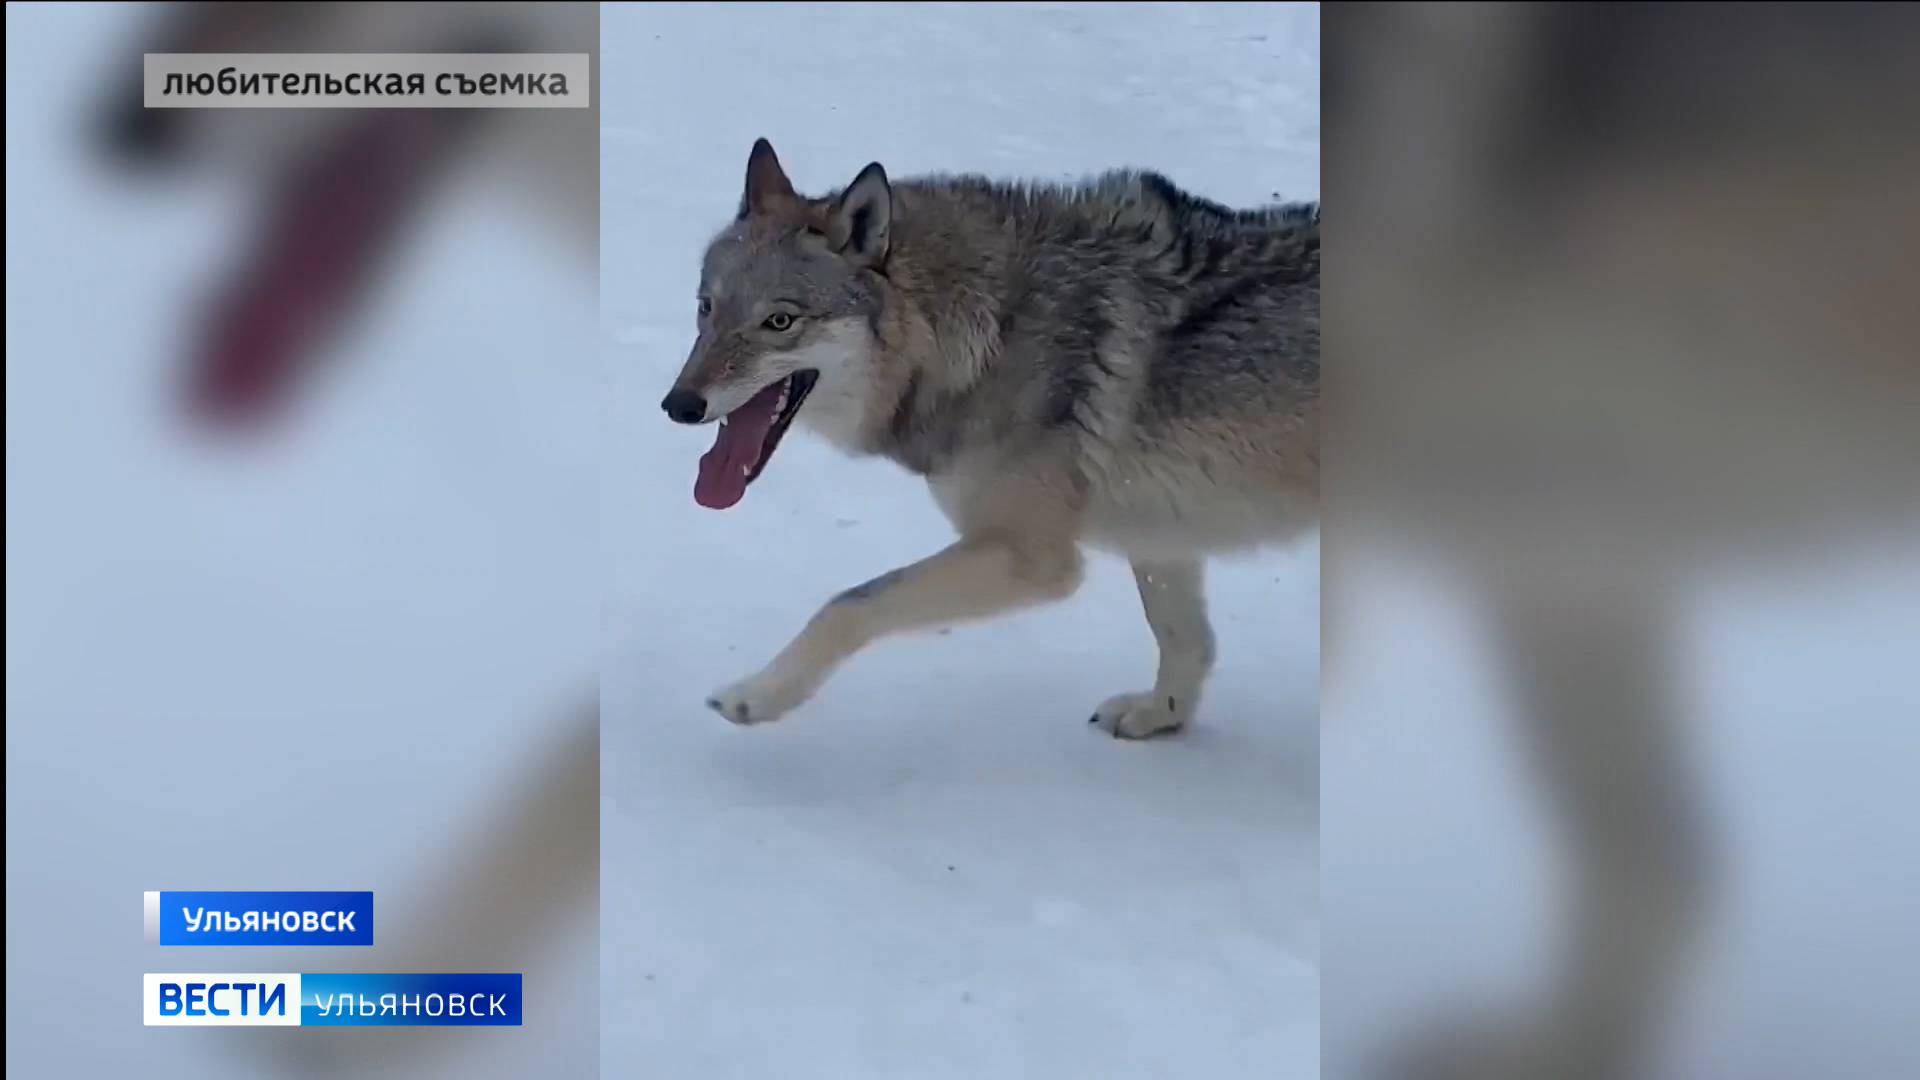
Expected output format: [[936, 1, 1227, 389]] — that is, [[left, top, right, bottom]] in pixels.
[[153, 891, 374, 945], [300, 974, 522, 1026]]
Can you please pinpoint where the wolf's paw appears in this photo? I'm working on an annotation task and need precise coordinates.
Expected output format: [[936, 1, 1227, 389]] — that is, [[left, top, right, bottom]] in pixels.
[[706, 671, 808, 726], [1089, 691, 1190, 740]]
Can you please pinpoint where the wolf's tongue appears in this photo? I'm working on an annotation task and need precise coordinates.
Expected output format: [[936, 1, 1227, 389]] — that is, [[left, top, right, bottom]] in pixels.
[[191, 109, 461, 428], [694, 381, 785, 510]]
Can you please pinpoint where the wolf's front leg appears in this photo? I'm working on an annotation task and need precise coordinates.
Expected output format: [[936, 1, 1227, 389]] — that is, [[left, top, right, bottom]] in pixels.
[[1383, 583, 1708, 1080], [707, 537, 1084, 724], [1092, 558, 1215, 738]]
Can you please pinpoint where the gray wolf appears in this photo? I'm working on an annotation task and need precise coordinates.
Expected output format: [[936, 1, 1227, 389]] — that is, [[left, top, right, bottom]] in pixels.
[[661, 139, 1320, 738], [1330, 4, 1920, 1079]]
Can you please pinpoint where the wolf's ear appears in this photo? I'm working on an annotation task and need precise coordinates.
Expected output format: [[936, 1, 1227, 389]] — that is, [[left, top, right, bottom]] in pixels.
[[739, 138, 796, 219], [828, 162, 892, 269]]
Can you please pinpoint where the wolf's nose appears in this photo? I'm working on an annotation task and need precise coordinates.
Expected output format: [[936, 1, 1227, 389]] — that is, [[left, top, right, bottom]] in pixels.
[[661, 389, 708, 425]]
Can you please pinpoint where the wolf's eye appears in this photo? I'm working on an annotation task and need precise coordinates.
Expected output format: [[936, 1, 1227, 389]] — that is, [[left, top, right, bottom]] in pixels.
[[697, 297, 712, 317], [763, 312, 795, 332]]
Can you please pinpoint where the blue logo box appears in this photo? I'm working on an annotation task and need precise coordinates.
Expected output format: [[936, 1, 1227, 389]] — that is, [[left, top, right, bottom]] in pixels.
[[301, 973, 522, 1026], [147, 891, 374, 946], [144, 973, 522, 1026]]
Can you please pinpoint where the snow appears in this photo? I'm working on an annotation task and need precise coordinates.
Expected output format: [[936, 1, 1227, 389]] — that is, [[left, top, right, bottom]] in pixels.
[[6, 5, 597, 1078], [598, 5, 1321, 1079], [1324, 549, 1920, 1080], [5, 3, 1318, 1077]]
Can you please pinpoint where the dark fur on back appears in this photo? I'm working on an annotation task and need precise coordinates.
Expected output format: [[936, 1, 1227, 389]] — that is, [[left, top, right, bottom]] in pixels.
[[849, 169, 1319, 479]]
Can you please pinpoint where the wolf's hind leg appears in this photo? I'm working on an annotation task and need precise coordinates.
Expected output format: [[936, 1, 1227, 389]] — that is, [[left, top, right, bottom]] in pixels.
[[1092, 558, 1215, 739], [707, 536, 1084, 725]]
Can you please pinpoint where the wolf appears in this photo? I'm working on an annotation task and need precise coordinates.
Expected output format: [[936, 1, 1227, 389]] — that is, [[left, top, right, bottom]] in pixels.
[[1329, 4, 1920, 1079], [661, 139, 1320, 738]]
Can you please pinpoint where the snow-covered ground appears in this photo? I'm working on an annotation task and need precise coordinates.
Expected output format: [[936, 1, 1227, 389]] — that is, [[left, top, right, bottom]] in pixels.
[[1325, 546, 1920, 1080], [7, 5, 598, 1078], [598, 5, 1321, 1078]]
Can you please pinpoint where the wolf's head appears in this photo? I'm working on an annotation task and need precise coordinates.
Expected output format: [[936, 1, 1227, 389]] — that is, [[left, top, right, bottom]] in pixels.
[[662, 139, 894, 510]]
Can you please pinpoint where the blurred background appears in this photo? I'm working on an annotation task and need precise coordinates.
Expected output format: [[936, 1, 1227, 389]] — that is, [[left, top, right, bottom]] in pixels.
[[1324, 4, 1920, 1079], [6, 3, 598, 1077]]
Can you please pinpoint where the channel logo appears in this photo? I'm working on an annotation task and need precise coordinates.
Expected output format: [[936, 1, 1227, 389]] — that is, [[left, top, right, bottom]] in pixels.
[[144, 974, 521, 1026], [145, 890, 373, 945], [143, 974, 299, 1026]]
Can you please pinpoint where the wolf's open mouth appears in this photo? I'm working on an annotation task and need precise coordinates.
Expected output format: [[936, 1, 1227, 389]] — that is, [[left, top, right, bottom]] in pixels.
[[693, 370, 819, 510], [189, 107, 478, 430]]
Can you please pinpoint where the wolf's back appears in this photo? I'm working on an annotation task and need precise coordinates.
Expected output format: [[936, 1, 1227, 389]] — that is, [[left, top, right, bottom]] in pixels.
[[1120, 176, 1318, 427]]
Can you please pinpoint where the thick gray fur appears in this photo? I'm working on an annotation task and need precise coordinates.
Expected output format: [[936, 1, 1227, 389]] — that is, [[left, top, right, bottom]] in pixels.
[[671, 140, 1318, 739]]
